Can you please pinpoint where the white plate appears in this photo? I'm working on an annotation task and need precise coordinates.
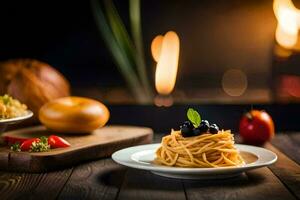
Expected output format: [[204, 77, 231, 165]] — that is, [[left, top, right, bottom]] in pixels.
[[0, 110, 33, 124], [0, 110, 33, 134], [112, 143, 277, 180]]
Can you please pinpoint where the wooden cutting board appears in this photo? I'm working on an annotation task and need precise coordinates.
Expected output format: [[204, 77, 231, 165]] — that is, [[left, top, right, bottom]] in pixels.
[[0, 125, 153, 173]]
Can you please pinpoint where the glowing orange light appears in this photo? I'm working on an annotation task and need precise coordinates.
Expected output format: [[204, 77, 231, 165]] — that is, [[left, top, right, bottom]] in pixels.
[[151, 35, 163, 62], [273, 0, 300, 49], [151, 31, 180, 95]]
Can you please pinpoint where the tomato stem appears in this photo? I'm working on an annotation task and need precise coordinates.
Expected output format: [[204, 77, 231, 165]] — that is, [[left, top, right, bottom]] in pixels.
[[245, 112, 253, 121]]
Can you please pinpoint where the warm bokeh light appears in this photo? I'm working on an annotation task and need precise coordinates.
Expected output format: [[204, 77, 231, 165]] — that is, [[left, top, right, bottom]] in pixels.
[[154, 95, 174, 107], [152, 31, 180, 95], [281, 75, 300, 97], [274, 43, 293, 57], [151, 35, 163, 62], [273, 0, 300, 49], [275, 22, 298, 48], [222, 69, 248, 97]]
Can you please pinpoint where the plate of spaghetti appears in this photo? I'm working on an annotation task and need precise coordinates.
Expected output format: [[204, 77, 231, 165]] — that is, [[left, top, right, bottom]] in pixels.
[[112, 108, 277, 180]]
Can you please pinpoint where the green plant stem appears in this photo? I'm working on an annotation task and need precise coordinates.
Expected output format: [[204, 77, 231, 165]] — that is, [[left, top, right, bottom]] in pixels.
[[129, 0, 153, 98], [104, 0, 136, 68], [91, 0, 148, 103]]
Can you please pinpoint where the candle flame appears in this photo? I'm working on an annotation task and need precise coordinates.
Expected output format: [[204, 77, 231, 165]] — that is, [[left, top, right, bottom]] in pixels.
[[273, 0, 300, 48], [151, 31, 180, 95]]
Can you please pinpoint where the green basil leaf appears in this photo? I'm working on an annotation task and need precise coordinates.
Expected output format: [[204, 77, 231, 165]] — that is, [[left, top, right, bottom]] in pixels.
[[187, 108, 201, 127]]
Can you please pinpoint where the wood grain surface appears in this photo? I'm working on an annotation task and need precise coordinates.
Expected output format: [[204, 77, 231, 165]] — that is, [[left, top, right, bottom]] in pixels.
[[0, 125, 153, 173], [58, 159, 125, 200], [0, 133, 299, 200], [265, 144, 300, 199]]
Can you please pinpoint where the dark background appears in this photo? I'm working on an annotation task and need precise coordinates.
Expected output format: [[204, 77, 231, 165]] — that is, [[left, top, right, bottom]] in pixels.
[[1, 0, 300, 131], [0, 0, 284, 89], [0, 0, 118, 87]]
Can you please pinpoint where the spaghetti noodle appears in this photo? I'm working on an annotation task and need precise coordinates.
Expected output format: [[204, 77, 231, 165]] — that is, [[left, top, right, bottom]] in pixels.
[[155, 129, 244, 168]]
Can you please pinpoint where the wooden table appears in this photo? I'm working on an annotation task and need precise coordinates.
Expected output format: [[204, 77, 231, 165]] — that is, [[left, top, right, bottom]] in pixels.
[[0, 133, 299, 200]]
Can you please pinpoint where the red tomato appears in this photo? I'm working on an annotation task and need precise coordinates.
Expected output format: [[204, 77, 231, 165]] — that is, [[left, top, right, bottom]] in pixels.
[[48, 135, 70, 148], [239, 110, 275, 145], [20, 138, 40, 151]]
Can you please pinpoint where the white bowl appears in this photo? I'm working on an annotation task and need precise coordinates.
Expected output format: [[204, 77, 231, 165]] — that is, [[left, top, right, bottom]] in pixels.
[[0, 110, 33, 133]]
